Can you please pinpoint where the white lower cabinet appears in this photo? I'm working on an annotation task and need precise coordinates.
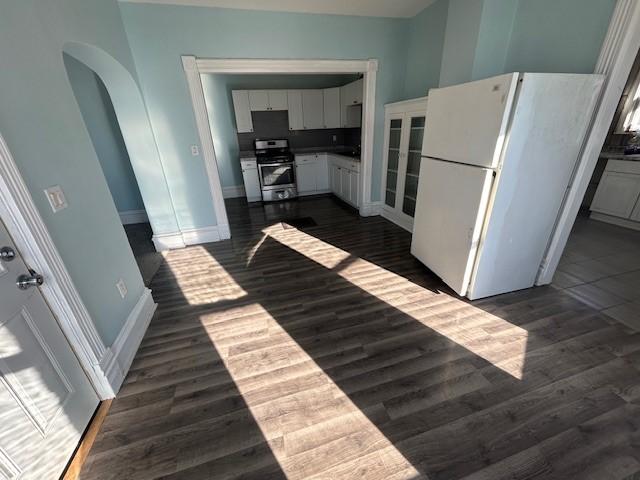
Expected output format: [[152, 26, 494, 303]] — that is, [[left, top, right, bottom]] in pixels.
[[590, 159, 640, 229], [329, 154, 360, 208], [240, 158, 261, 202], [295, 153, 330, 196]]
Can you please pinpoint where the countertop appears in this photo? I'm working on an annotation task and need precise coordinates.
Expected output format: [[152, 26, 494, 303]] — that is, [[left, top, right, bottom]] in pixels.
[[239, 146, 360, 161], [599, 151, 640, 162]]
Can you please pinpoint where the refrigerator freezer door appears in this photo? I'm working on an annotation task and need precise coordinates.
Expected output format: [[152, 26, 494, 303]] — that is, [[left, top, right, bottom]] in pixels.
[[421, 73, 519, 168], [411, 158, 495, 296]]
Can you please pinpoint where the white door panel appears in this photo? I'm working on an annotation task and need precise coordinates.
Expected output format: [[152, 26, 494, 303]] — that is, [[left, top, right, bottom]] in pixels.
[[422, 73, 518, 168], [591, 172, 640, 218], [0, 220, 98, 479], [411, 158, 494, 296]]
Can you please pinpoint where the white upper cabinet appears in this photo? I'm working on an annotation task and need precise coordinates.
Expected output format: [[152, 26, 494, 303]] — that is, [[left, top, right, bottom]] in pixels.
[[231, 90, 254, 133], [287, 90, 304, 130], [302, 89, 324, 130], [248, 90, 269, 111], [323, 87, 341, 129], [340, 78, 364, 128], [248, 90, 288, 111], [268, 90, 288, 110]]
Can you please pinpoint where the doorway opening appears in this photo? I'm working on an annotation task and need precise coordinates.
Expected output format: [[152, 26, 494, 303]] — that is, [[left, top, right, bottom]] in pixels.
[[63, 54, 162, 285], [552, 46, 640, 328]]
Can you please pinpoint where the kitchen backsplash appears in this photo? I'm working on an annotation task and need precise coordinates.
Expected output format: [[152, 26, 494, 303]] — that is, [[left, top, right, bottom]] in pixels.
[[237, 111, 361, 151]]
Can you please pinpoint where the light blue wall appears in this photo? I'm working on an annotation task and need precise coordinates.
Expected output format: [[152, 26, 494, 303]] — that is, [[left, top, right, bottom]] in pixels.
[[64, 54, 145, 213], [120, 4, 410, 206], [403, 0, 449, 98], [0, 0, 146, 345], [471, 0, 518, 81], [438, 0, 484, 87], [504, 0, 616, 74], [202, 74, 359, 188]]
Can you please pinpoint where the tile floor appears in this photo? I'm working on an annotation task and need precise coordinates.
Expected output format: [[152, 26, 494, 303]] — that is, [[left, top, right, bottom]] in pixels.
[[553, 214, 640, 330]]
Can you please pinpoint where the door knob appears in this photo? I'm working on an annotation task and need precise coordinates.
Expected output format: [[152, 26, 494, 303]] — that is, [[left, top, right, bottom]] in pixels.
[[16, 269, 44, 290], [0, 246, 16, 262]]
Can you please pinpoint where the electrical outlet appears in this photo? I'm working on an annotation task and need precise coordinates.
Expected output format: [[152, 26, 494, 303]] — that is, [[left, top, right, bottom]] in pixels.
[[44, 185, 68, 213], [190, 145, 200, 156], [116, 278, 127, 299]]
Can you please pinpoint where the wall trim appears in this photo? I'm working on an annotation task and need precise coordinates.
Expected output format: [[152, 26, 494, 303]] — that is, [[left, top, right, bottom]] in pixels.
[[537, 0, 640, 285], [0, 132, 115, 399], [222, 185, 245, 198], [359, 201, 382, 217], [181, 56, 378, 227], [119, 209, 148, 225], [152, 224, 228, 250], [104, 288, 156, 392]]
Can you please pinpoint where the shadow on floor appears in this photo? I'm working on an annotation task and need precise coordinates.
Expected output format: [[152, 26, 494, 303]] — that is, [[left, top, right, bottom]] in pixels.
[[82, 196, 640, 480]]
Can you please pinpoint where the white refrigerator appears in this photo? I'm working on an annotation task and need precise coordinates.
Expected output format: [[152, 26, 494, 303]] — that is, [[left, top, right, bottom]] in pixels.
[[411, 72, 603, 300]]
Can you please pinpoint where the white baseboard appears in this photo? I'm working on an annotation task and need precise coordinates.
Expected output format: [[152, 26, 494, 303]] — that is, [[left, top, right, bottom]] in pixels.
[[359, 201, 382, 217], [152, 231, 186, 251], [152, 224, 231, 251], [381, 208, 414, 233], [104, 288, 156, 393], [222, 185, 245, 198], [119, 209, 148, 225], [590, 212, 640, 231]]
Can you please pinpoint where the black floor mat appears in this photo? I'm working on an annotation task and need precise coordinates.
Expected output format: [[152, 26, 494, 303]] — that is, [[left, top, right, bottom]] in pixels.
[[282, 217, 318, 229]]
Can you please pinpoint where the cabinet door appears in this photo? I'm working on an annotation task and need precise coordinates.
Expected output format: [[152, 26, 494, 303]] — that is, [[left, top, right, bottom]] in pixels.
[[591, 172, 640, 218], [287, 90, 304, 130], [268, 90, 288, 111], [402, 115, 426, 217], [349, 170, 360, 207], [302, 89, 324, 130], [383, 116, 403, 209], [323, 88, 341, 129], [340, 167, 351, 201], [232, 91, 254, 133], [296, 162, 317, 194], [340, 85, 349, 127], [241, 165, 261, 201], [316, 154, 330, 191], [331, 163, 341, 195], [248, 90, 269, 111], [352, 78, 364, 105]]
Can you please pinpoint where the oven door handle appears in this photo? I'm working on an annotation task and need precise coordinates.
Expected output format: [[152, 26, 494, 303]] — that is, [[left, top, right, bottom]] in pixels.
[[258, 162, 294, 168]]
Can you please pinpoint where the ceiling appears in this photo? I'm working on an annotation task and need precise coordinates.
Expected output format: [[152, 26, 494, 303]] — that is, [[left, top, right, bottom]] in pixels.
[[118, 0, 438, 18]]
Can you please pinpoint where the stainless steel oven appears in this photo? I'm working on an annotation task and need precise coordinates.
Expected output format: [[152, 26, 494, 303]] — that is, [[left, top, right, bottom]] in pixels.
[[255, 139, 298, 201]]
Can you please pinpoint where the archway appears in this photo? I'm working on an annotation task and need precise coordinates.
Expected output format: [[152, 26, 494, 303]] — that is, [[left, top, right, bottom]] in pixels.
[[62, 42, 180, 251]]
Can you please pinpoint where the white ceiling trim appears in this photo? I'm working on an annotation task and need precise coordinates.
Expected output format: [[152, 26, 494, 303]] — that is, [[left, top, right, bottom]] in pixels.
[[118, 0, 437, 18]]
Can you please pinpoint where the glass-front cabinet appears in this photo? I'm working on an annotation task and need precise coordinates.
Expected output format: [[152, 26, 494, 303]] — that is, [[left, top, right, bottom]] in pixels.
[[381, 97, 428, 232]]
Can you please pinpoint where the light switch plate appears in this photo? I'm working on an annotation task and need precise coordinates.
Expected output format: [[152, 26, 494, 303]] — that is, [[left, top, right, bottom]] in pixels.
[[116, 278, 127, 299], [44, 185, 68, 213], [190, 145, 200, 156]]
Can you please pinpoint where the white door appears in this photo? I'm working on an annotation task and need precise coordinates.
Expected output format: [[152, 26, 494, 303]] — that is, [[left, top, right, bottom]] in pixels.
[[268, 90, 288, 111], [340, 168, 351, 201], [316, 155, 330, 191], [231, 91, 254, 133], [241, 161, 262, 202], [0, 220, 98, 479], [323, 88, 341, 129], [302, 90, 324, 130], [248, 90, 270, 111], [330, 163, 341, 195], [287, 90, 304, 131], [422, 73, 518, 168], [296, 162, 317, 194], [349, 171, 360, 207], [411, 158, 494, 296], [591, 172, 640, 218]]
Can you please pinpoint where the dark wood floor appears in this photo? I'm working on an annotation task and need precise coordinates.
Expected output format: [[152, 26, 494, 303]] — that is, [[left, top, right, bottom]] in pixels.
[[81, 196, 640, 480]]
